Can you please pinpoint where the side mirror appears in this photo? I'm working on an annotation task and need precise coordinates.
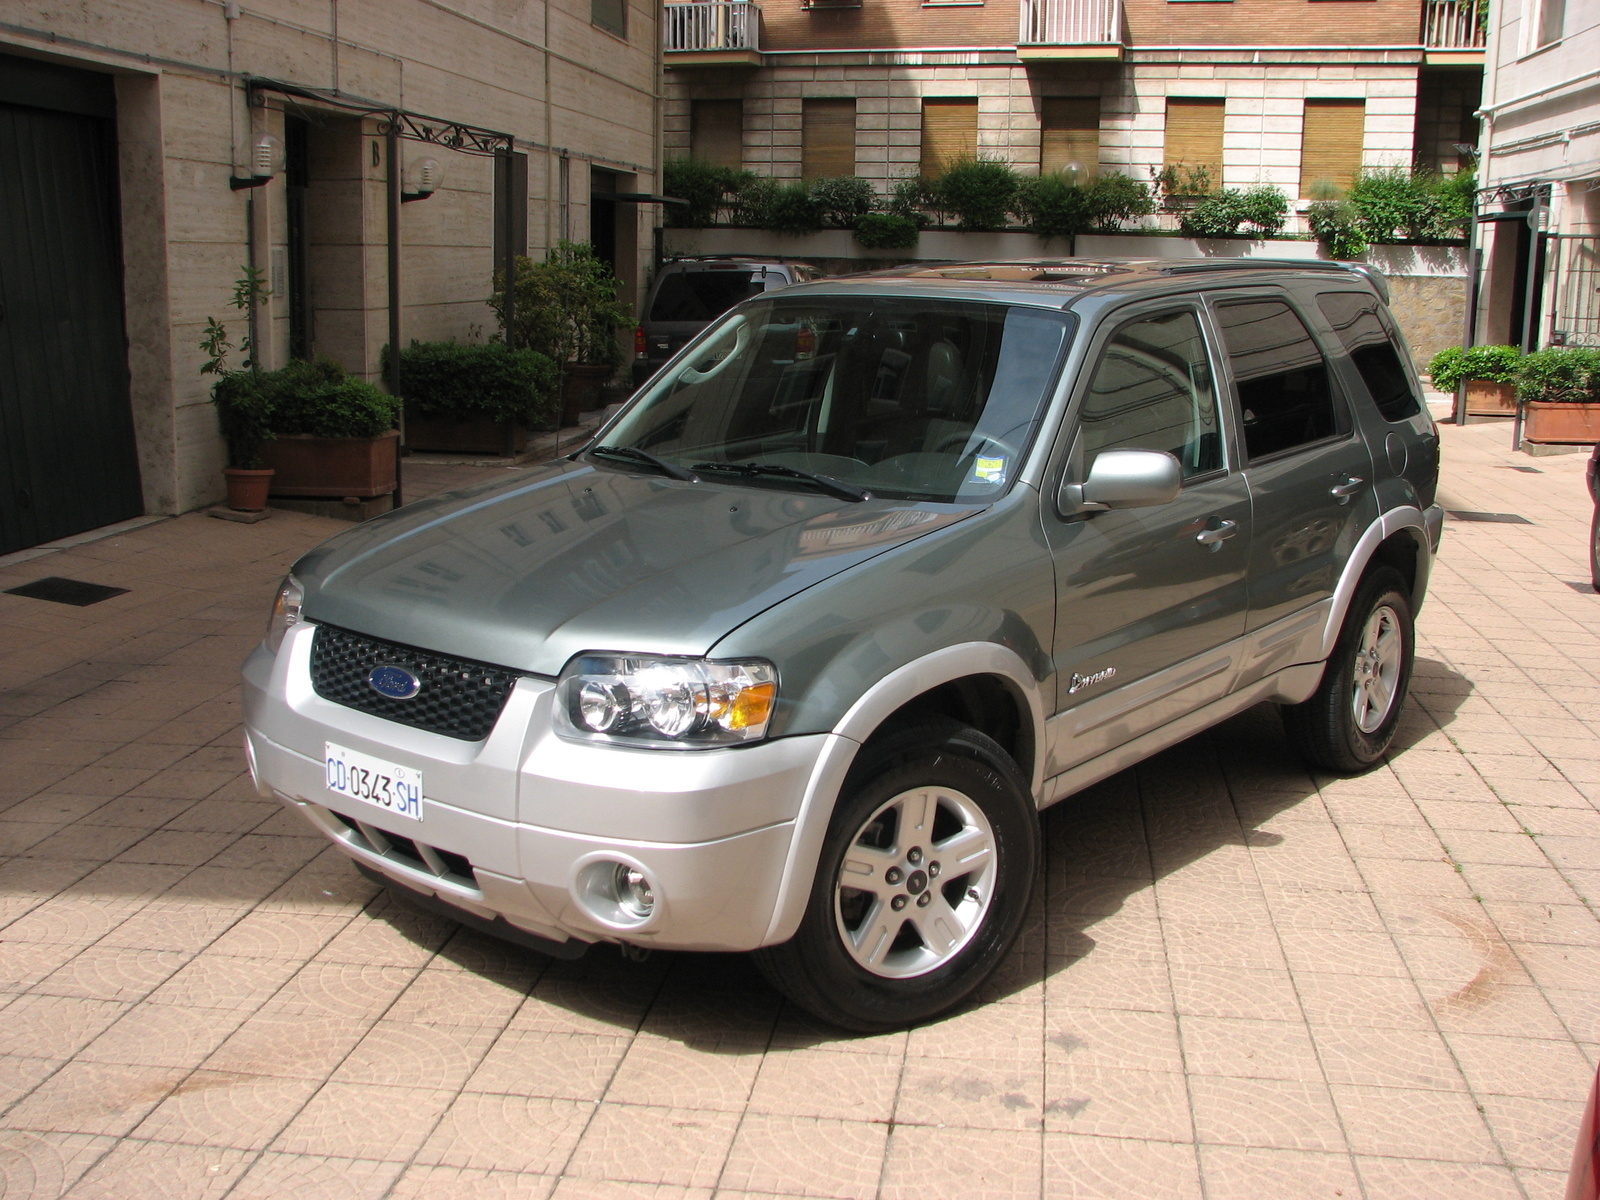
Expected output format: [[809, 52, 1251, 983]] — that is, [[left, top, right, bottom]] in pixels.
[[1059, 449, 1183, 515]]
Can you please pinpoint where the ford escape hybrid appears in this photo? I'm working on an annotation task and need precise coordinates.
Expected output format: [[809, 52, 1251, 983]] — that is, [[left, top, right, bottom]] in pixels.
[[243, 259, 1443, 1031]]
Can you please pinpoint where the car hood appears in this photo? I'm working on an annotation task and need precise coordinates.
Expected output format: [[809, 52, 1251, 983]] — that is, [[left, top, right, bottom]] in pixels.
[[294, 459, 978, 675]]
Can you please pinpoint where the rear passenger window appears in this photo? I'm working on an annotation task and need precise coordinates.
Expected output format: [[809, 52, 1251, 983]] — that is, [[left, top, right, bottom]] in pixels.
[[1079, 309, 1223, 479], [1214, 299, 1347, 461], [1315, 292, 1422, 422], [649, 271, 765, 322]]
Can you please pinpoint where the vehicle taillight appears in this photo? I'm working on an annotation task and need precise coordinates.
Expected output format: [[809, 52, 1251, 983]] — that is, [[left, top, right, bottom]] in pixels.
[[796, 326, 814, 358], [634, 325, 646, 356]]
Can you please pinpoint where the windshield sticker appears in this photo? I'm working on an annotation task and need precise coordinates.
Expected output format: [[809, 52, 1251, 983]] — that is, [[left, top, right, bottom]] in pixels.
[[972, 456, 1007, 485]]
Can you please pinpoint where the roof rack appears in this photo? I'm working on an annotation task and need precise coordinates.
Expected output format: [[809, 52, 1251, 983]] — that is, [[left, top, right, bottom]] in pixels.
[[1153, 257, 1386, 301]]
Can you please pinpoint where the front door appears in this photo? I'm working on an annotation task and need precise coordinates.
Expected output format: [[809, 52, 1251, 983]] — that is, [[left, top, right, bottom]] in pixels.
[[1043, 305, 1251, 775]]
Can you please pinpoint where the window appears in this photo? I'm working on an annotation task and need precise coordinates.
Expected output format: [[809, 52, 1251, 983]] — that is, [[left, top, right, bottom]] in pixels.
[[1040, 97, 1100, 179], [1538, 0, 1566, 45], [802, 99, 857, 181], [1215, 300, 1346, 461], [1079, 310, 1222, 479], [1316, 292, 1421, 422], [591, 0, 626, 37], [691, 100, 743, 169], [921, 98, 979, 177], [1163, 98, 1225, 180], [1300, 99, 1365, 197], [649, 270, 767, 323]]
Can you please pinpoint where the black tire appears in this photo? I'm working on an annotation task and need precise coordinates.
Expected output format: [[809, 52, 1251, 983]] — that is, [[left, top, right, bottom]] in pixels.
[[754, 719, 1039, 1032], [1281, 566, 1415, 774]]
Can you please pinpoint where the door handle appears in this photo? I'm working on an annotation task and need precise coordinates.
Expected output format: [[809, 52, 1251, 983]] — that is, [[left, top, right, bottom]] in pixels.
[[1195, 519, 1238, 549], [1330, 476, 1366, 504]]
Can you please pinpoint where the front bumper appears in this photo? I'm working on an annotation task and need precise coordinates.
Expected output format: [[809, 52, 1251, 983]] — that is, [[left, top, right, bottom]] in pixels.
[[242, 624, 840, 953]]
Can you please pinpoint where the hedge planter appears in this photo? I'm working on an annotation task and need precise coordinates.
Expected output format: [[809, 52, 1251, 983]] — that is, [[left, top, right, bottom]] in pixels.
[[261, 429, 399, 497], [561, 364, 612, 427], [405, 413, 528, 456], [1466, 380, 1518, 416], [1522, 402, 1600, 445], [222, 467, 274, 512]]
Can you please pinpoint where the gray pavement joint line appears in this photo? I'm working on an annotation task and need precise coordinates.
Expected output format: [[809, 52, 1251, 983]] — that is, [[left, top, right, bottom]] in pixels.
[[708, 965, 790, 1199]]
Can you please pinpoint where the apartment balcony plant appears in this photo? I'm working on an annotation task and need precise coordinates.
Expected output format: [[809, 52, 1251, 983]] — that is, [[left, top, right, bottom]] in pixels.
[[1515, 347, 1600, 444], [1423, 0, 1486, 64], [1017, 0, 1123, 61], [1427, 345, 1521, 417], [396, 341, 559, 455], [663, 1, 760, 67]]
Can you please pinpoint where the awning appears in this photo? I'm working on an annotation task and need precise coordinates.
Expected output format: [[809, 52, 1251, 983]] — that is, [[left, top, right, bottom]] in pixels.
[[591, 191, 688, 205]]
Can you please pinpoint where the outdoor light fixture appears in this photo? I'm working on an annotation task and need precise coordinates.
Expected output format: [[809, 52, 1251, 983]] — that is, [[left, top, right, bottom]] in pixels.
[[402, 156, 444, 202], [230, 132, 284, 190]]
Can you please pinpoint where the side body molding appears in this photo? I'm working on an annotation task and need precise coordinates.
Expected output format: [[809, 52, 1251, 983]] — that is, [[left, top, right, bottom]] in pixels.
[[761, 641, 1048, 947], [1317, 505, 1433, 660]]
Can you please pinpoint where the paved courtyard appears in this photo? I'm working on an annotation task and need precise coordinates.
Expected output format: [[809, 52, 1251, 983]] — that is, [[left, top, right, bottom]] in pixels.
[[0, 420, 1597, 1199]]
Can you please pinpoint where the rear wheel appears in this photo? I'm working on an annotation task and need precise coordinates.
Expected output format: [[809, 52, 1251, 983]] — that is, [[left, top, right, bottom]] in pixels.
[[1281, 566, 1415, 774], [754, 719, 1038, 1032]]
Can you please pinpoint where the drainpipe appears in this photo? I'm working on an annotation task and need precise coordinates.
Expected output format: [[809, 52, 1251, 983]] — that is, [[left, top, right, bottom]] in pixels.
[[387, 120, 404, 503]]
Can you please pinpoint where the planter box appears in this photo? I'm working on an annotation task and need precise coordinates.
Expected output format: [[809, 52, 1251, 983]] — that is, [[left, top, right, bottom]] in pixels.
[[1465, 380, 1517, 416], [561, 364, 612, 427], [405, 413, 527, 456], [261, 430, 399, 498], [1523, 402, 1600, 445]]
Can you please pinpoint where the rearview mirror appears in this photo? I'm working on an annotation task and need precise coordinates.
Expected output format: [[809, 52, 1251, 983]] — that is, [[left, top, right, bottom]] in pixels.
[[1059, 449, 1183, 515]]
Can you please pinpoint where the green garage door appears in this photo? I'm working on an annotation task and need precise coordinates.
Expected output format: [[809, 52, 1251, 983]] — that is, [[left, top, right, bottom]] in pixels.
[[0, 54, 142, 556]]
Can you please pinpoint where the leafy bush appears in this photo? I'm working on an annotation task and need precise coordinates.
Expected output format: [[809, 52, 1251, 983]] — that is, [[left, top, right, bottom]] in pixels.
[[1084, 173, 1155, 231], [1308, 201, 1368, 260], [1179, 186, 1288, 238], [1238, 185, 1288, 237], [887, 177, 934, 225], [1346, 168, 1472, 243], [212, 358, 400, 465], [853, 212, 921, 250], [1513, 346, 1600, 404], [809, 176, 877, 227], [395, 341, 559, 425], [1150, 163, 1215, 209], [929, 158, 1019, 232], [662, 158, 744, 228], [1013, 172, 1093, 239], [490, 241, 630, 369], [730, 177, 823, 234], [1425, 344, 1521, 392]]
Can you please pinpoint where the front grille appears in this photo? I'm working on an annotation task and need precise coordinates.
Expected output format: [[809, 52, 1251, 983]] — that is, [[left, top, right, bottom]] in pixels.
[[310, 623, 518, 741]]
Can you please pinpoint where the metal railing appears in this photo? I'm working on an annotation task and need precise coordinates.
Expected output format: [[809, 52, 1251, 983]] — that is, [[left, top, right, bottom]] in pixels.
[[663, 1, 761, 53], [1018, 0, 1121, 46], [1423, 0, 1485, 49]]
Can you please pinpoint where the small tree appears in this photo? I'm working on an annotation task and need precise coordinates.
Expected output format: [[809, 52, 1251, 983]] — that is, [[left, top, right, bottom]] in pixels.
[[929, 158, 1020, 232], [490, 242, 630, 370]]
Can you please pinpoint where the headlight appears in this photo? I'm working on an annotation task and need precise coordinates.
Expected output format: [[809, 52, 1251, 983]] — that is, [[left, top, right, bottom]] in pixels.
[[556, 654, 777, 748], [264, 574, 303, 654]]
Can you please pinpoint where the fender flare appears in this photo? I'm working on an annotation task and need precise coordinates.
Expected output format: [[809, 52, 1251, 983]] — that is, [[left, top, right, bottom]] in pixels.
[[1318, 505, 1431, 660], [760, 641, 1048, 946]]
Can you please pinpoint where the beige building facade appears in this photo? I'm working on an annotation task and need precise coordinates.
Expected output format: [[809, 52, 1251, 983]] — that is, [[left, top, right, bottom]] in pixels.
[[0, 0, 661, 553]]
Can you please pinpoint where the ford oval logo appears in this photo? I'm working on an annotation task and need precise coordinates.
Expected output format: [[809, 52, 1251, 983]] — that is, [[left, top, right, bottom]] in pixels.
[[367, 665, 421, 700]]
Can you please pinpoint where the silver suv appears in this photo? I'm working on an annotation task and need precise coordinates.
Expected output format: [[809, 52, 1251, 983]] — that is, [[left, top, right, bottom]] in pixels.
[[244, 259, 1443, 1031]]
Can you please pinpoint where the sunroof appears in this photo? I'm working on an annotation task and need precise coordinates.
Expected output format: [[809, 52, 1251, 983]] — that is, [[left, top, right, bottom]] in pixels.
[[4, 577, 130, 606]]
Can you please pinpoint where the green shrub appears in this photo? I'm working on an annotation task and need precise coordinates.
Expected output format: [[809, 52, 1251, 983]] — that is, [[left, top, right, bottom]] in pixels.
[[853, 212, 920, 250], [490, 241, 629, 369], [1084, 173, 1155, 231], [1425, 344, 1521, 392], [210, 368, 279, 468], [662, 158, 744, 228], [212, 358, 400, 463], [930, 158, 1019, 232], [1238, 185, 1289, 237], [1150, 163, 1215, 208], [1308, 201, 1368, 259], [1345, 167, 1471, 243], [887, 177, 933, 225], [1179, 186, 1288, 238], [1513, 346, 1600, 403], [1013, 172, 1092, 240], [809, 176, 877, 227], [731, 177, 823, 234], [395, 341, 559, 425]]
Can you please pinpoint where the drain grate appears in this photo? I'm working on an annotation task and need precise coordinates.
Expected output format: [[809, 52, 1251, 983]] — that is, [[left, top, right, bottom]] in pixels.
[[1446, 511, 1534, 525], [4, 577, 129, 606]]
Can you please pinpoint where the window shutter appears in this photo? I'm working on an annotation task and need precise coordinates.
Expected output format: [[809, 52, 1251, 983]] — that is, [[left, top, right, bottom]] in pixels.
[[1163, 98, 1225, 180], [921, 98, 979, 177], [691, 99, 744, 169], [1300, 99, 1365, 198], [802, 99, 857, 180], [1040, 97, 1100, 178]]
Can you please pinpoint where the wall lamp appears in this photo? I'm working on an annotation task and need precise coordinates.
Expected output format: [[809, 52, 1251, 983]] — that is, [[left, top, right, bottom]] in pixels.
[[230, 132, 284, 190], [402, 156, 444, 202]]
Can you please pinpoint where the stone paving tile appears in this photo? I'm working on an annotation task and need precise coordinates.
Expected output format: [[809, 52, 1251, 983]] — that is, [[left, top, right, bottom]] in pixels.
[[2, 423, 1599, 1197]]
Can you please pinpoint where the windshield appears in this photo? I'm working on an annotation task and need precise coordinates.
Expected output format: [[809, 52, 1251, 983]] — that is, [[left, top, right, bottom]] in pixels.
[[648, 270, 767, 322], [598, 295, 1072, 503]]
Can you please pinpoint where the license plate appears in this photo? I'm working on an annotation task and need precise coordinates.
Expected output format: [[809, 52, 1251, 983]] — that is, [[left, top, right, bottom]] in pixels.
[[324, 742, 424, 822]]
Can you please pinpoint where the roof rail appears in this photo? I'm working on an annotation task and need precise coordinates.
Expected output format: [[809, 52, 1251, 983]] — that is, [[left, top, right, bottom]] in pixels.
[[1154, 257, 1386, 302]]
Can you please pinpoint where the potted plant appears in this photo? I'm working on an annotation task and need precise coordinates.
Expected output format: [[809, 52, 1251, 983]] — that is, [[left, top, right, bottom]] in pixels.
[[254, 359, 402, 498], [1426, 345, 1522, 416], [491, 241, 630, 427], [201, 272, 275, 511], [396, 340, 560, 455], [1515, 347, 1600, 444]]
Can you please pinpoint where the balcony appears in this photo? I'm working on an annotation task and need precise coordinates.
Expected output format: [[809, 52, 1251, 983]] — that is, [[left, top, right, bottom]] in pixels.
[[1017, 0, 1123, 61], [663, 2, 762, 68], [1422, 0, 1486, 65]]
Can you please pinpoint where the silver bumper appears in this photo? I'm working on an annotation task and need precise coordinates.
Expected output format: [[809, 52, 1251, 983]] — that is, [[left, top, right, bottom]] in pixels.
[[242, 624, 843, 953]]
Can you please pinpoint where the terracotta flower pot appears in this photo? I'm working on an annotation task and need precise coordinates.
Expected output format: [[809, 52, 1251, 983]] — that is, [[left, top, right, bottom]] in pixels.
[[259, 430, 399, 497], [561, 364, 613, 427], [1523, 402, 1600, 445], [1465, 380, 1518, 416], [222, 467, 274, 512]]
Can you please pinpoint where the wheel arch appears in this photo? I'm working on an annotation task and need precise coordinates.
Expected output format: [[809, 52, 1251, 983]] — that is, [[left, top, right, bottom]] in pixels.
[[1318, 507, 1432, 661]]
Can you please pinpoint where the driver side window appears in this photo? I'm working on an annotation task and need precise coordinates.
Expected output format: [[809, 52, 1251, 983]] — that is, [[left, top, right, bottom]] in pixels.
[[1079, 309, 1223, 479]]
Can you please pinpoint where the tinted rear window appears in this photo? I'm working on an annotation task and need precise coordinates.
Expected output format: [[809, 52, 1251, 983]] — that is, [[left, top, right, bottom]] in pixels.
[[1316, 291, 1421, 422], [1215, 299, 1347, 461], [649, 271, 765, 322]]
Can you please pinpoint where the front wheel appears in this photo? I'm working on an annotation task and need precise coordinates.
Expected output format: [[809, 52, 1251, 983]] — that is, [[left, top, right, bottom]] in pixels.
[[754, 720, 1039, 1032], [1281, 566, 1415, 773]]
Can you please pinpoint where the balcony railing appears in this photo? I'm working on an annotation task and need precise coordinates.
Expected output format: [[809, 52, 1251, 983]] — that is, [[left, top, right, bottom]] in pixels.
[[1423, 0, 1485, 50], [664, 2, 761, 54], [1018, 0, 1121, 51]]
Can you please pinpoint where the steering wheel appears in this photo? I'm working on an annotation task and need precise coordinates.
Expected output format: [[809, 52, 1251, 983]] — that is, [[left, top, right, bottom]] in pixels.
[[676, 317, 750, 385]]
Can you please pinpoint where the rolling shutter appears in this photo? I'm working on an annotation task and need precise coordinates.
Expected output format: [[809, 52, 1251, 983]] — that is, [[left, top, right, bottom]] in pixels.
[[1300, 99, 1366, 198], [921, 98, 978, 177], [802, 99, 857, 180], [1164, 97, 1225, 179], [1040, 97, 1100, 178], [691, 99, 743, 169]]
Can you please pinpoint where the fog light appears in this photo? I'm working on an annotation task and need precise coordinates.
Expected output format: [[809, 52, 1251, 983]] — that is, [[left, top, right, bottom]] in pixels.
[[614, 864, 655, 919]]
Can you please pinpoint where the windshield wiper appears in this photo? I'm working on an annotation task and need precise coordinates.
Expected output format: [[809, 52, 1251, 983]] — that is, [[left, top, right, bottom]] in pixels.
[[589, 444, 698, 482], [692, 460, 871, 502]]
